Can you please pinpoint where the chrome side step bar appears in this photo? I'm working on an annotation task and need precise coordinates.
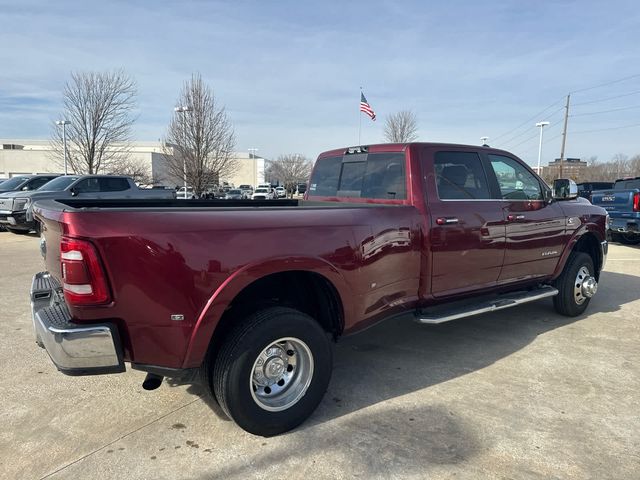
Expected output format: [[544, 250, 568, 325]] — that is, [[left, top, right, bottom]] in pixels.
[[416, 285, 559, 324]]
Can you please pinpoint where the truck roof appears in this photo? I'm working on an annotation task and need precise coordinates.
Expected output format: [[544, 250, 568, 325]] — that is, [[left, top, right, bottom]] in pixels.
[[317, 142, 516, 159]]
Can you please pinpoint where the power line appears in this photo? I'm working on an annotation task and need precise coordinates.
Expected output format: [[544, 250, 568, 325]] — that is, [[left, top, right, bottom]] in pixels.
[[571, 73, 640, 94], [497, 106, 564, 147], [570, 104, 640, 117], [570, 122, 640, 134], [491, 99, 565, 144], [572, 89, 640, 106], [499, 117, 561, 148], [508, 131, 540, 150]]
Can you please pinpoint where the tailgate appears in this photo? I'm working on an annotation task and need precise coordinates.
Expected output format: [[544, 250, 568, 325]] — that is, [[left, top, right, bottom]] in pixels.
[[591, 189, 635, 214], [33, 204, 66, 286]]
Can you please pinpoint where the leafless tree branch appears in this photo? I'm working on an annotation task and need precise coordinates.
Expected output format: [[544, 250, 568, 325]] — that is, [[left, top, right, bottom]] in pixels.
[[50, 69, 137, 174], [383, 110, 418, 143], [266, 154, 312, 197], [161, 73, 237, 196]]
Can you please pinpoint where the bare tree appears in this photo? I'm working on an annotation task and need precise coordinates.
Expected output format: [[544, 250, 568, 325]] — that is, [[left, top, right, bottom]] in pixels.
[[266, 154, 312, 197], [104, 157, 154, 186], [162, 74, 237, 197], [383, 110, 418, 143], [50, 70, 137, 174]]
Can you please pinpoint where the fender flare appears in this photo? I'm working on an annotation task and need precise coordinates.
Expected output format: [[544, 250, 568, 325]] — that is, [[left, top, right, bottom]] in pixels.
[[552, 223, 604, 280], [181, 256, 353, 368]]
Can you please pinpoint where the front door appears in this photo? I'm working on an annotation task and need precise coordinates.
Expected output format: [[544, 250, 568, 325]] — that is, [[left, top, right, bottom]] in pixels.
[[425, 149, 506, 297], [486, 154, 566, 282]]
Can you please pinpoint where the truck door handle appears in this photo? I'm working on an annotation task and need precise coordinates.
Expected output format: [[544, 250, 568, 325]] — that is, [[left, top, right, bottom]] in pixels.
[[436, 217, 459, 225], [507, 214, 525, 221]]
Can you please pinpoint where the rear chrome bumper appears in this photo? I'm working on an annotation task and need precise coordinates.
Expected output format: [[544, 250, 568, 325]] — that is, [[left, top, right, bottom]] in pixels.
[[31, 272, 125, 376]]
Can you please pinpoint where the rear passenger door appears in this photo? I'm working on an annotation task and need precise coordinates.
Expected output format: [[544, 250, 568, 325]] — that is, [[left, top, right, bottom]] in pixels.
[[424, 148, 506, 297], [485, 154, 566, 281]]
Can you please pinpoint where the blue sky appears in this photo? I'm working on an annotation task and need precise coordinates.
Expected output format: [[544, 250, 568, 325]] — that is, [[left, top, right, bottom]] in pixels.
[[0, 0, 639, 166]]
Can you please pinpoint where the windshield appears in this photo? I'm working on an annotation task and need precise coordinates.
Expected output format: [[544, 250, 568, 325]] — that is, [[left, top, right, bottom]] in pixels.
[[36, 176, 80, 191], [239, 185, 250, 189], [228, 190, 241, 194], [0, 177, 30, 190], [255, 188, 267, 193]]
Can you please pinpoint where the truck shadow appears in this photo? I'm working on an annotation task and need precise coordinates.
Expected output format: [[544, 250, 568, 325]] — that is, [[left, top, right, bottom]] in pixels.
[[185, 403, 478, 480], [172, 270, 638, 475]]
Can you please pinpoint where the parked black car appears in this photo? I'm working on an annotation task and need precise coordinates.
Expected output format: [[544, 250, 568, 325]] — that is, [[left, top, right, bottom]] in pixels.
[[577, 182, 614, 202]]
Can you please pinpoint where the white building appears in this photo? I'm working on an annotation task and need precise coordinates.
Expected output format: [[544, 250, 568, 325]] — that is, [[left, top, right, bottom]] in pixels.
[[0, 139, 265, 188]]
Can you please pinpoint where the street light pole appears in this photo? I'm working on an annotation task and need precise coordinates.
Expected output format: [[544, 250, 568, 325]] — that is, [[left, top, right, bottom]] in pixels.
[[535, 121, 550, 175], [174, 106, 192, 199], [55, 120, 71, 175]]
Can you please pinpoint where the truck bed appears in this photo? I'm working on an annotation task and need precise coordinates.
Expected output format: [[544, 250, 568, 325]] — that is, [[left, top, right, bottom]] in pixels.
[[33, 196, 423, 369]]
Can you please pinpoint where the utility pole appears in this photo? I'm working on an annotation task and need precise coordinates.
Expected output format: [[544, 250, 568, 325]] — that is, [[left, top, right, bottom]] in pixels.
[[558, 94, 570, 178]]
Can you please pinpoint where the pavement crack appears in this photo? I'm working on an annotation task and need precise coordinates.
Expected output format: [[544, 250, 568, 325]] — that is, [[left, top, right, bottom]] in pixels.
[[38, 397, 201, 479]]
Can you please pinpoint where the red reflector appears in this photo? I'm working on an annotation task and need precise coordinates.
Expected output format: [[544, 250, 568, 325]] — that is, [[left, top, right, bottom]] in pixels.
[[60, 236, 110, 305], [633, 192, 640, 212]]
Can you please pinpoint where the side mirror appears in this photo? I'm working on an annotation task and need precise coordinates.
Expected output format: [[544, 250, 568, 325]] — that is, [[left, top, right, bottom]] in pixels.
[[552, 179, 578, 200], [70, 187, 78, 197], [22, 186, 29, 191]]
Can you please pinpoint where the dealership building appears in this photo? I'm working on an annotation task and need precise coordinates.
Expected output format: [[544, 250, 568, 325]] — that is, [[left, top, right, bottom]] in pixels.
[[0, 139, 266, 188]]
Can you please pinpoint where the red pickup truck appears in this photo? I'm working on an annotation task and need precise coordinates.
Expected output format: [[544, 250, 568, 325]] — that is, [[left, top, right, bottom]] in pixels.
[[31, 142, 608, 436]]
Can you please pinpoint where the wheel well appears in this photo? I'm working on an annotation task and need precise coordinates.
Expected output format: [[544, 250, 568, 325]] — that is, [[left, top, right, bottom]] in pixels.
[[205, 271, 344, 363], [573, 233, 602, 280]]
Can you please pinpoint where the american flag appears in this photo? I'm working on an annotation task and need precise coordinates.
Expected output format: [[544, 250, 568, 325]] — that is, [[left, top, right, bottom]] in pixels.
[[360, 92, 376, 121]]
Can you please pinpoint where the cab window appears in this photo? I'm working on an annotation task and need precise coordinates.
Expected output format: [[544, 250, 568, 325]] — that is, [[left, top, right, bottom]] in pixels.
[[434, 151, 491, 200], [488, 155, 543, 200], [74, 178, 100, 193]]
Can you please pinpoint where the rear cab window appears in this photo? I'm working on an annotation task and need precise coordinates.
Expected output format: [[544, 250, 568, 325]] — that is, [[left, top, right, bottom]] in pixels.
[[308, 151, 407, 201], [434, 151, 491, 200]]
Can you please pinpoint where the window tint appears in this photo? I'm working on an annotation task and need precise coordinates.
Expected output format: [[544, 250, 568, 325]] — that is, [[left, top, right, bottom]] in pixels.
[[309, 156, 341, 196], [361, 153, 406, 199], [615, 179, 640, 190], [338, 161, 366, 194], [99, 177, 129, 192], [74, 178, 100, 193], [309, 153, 406, 199], [434, 151, 491, 200], [488, 155, 543, 200], [27, 177, 55, 190]]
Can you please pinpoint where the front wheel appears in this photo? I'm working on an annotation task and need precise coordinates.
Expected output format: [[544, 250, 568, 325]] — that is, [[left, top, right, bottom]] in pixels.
[[553, 252, 597, 317], [207, 307, 332, 436]]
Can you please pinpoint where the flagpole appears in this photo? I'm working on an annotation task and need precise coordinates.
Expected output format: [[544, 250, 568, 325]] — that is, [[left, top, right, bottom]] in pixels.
[[358, 87, 362, 145]]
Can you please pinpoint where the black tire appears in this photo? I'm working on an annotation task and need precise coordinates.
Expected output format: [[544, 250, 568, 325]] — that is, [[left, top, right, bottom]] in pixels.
[[618, 233, 640, 245], [6, 227, 30, 235], [553, 252, 595, 317], [206, 306, 332, 436]]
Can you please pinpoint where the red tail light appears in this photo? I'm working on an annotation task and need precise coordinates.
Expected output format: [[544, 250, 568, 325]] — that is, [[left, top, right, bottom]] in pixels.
[[60, 236, 111, 305], [633, 192, 640, 212]]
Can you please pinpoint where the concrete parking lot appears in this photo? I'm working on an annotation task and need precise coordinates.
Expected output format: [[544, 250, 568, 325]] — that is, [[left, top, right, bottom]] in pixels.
[[1, 232, 639, 480]]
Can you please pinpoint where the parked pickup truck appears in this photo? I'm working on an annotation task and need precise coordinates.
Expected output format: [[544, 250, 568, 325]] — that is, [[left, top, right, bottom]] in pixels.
[[591, 176, 640, 245], [0, 174, 175, 234], [30, 143, 607, 436]]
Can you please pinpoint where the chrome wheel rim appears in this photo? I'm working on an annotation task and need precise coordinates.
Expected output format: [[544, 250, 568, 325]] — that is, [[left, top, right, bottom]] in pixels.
[[574, 265, 597, 305], [250, 337, 314, 412]]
